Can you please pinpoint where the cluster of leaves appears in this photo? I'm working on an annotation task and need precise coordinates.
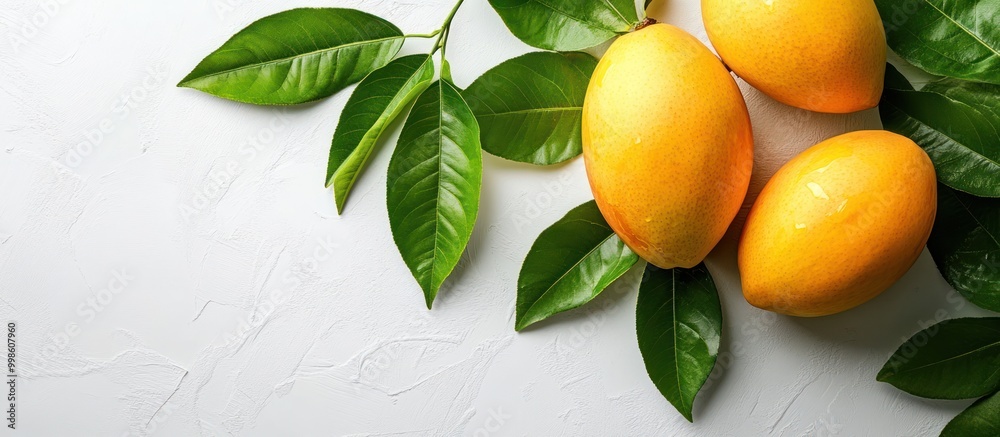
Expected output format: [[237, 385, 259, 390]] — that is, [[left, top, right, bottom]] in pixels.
[[178, 1, 604, 309], [872, 0, 1000, 434]]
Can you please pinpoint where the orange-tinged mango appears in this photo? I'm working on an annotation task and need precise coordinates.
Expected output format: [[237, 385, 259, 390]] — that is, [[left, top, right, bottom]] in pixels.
[[583, 24, 753, 269], [739, 130, 937, 317], [702, 0, 886, 113]]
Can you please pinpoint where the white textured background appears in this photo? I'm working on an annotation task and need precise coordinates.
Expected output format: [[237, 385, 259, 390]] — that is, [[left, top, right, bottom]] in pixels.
[[0, 0, 990, 435]]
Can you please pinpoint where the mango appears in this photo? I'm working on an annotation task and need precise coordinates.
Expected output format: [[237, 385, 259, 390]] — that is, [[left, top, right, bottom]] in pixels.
[[702, 0, 886, 113], [739, 131, 937, 317], [583, 24, 753, 269]]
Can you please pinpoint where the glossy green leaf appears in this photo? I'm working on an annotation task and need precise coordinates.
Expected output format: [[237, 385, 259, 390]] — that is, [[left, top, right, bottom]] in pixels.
[[880, 85, 1000, 198], [488, 0, 639, 51], [941, 390, 1000, 437], [179, 8, 404, 105], [327, 55, 435, 213], [387, 80, 482, 309], [924, 78, 1000, 122], [877, 317, 1000, 399], [515, 201, 639, 331], [463, 52, 596, 165], [928, 185, 1000, 312], [637, 263, 722, 422], [875, 0, 1000, 84]]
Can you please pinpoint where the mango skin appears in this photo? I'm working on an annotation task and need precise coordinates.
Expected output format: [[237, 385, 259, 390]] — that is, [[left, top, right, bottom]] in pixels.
[[702, 0, 886, 114], [583, 24, 753, 269], [739, 131, 937, 317]]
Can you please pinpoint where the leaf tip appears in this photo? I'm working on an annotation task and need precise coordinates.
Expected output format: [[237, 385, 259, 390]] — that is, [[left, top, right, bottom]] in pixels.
[[334, 194, 346, 215], [513, 319, 528, 332], [875, 369, 892, 382], [176, 73, 197, 89], [423, 288, 437, 310], [668, 399, 694, 422]]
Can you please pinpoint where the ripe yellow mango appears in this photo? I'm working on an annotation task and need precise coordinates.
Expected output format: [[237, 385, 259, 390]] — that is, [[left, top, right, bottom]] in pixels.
[[702, 0, 886, 113], [583, 24, 753, 269], [739, 131, 937, 317]]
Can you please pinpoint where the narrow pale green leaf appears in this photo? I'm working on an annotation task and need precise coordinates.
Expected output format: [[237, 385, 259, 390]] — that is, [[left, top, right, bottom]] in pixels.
[[880, 86, 1000, 197], [463, 52, 597, 165], [328, 55, 435, 213], [941, 390, 1000, 437], [387, 80, 482, 309], [875, 0, 1000, 84], [488, 0, 639, 51], [515, 200, 639, 331], [179, 8, 404, 105], [928, 185, 1000, 312], [637, 263, 722, 422], [877, 317, 1000, 399]]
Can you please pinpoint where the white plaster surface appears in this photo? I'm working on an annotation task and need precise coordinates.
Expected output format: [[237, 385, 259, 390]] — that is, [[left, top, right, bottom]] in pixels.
[[0, 0, 989, 435]]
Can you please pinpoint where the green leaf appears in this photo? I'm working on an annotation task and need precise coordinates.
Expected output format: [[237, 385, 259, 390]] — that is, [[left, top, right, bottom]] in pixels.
[[927, 185, 1000, 312], [637, 263, 722, 422], [463, 52, 597, 165], [877, 317, 1000, 399], [879, 85, 1000, 198], [874, 0, 1000, 84], [327, 55, 435, 213], [515, 201, 639, 331], [941, 390, 1000, 437], [387, 80, 482, 309], [924, 78, 1000, 122], [488, 0, 639, 51], [179, 8, 404, 105]]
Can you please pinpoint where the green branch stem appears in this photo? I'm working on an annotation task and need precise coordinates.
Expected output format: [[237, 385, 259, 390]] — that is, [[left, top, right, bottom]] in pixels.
[[403, 29, 442, 39], [431, 0, 465, 56]]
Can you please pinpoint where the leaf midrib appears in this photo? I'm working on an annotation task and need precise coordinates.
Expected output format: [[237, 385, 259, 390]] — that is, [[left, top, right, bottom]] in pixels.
[[884, 96, 1000, 168], [475, 107, 581, 118], [427, 82, 448, 295], [922, 0, 1000, 59], [952, 191, 1000, 249], [519, 224, 616, 323], [887, 338, 1000, 376], [524, 0, 625, 34], [180, 35, 403, 85]]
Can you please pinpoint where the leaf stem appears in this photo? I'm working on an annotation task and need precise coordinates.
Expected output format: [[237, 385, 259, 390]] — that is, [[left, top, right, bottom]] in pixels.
[[430, 0, 465, 55], [404, 29, 442, 39]]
